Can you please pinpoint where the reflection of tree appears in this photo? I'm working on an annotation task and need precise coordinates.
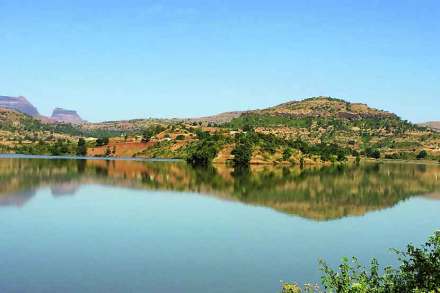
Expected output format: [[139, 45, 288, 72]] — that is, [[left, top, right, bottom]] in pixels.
[[0, 158, 439, 221]]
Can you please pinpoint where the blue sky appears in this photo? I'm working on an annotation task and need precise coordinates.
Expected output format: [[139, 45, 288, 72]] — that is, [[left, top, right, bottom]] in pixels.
[[0, 0, 438, 122]]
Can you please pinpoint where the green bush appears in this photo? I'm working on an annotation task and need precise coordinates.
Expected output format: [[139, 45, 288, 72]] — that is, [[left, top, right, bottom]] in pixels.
[[232, 142, 252, 167], [76, 138, 87, 156], [175, 134, 185, 140], [186, 140, 219, 166], [366, 148, 381, 159], [96, 137, 109, 147], [416, 150, 428, 160], [283, 231, 440, 292], [186, 132, 225, 166], [283, 148, 293, 161]]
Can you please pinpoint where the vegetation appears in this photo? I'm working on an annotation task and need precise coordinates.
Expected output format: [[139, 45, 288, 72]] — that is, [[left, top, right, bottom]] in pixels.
[[417, 150, 428, 160], [232, 140, 252, 167], [76, 138, 88, 156], [1, 97, 439, 164], [186, 131, 227, 166], [228, 113, 313, 129], [95, 137, 109, 147], [282, 231, 440, 293], [365, 148, 381, 159]]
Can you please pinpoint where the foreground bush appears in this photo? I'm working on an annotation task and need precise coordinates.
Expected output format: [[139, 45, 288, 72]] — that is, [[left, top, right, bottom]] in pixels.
[[282, 231, 440, 292]]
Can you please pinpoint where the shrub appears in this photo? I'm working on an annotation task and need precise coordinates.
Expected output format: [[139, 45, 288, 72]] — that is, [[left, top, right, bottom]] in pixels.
[[76, 138, 87, 156], [232, 142, 252, 167], [283, 148, 293, 161], [283, 231, 440, 292], [96, 137, 109, 147], [336, 152, 347, 162], [416, 150, 428, 160], [175, 135, 185, 141], [366, 148, 381, 159], [49, 140, 72, 156], [186, 140, 219, 166]]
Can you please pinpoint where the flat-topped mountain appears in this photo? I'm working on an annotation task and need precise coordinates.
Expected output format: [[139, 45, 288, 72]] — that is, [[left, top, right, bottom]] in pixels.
[[51, 107, 84, 124], [0, 96, 40, 117]]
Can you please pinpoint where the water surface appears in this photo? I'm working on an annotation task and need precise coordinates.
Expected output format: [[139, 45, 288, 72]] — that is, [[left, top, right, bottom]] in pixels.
[[0, 157, 439, 292]]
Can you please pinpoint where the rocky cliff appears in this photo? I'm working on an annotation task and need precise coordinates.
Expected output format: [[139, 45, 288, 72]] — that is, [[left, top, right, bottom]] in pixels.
[[0, 96, 40, 117]]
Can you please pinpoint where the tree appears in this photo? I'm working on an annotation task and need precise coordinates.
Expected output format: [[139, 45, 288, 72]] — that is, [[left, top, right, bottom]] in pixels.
[[186, 140, 219, 166], [336, 152, 347, 162], [416, 150, 428, 160], [175, 135, 185, 141], [76, 138, 87, 156], [105, 147, 112, 157], [366, 148, 381, 159], [50, 139, 70, 156], [141, 131, 151, 143], [96, 137, 109, 147], [231, 142, 252, 167], [283, 148, 293, 161]]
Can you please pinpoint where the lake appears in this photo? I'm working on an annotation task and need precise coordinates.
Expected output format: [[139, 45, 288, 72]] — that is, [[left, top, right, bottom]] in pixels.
[[0, 156, 439, 292]]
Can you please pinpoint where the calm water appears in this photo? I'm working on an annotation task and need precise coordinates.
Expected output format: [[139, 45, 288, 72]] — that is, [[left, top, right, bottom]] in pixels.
[[0, 156, 440, 293]]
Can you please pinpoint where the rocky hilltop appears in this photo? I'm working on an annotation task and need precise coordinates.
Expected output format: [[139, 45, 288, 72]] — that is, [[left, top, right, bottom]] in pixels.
[[51, 108, 84, 124], [0, 96, 40, 117], [256, 96, 396, 120]]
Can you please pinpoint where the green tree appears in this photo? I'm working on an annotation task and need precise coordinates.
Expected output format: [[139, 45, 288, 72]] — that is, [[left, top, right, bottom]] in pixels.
[[76, 138, 87, 156], [105, 147, 112, 157], [175, 134, 185, 140], [416, 150, 428, 160], [231, 142, 252, 167], [366, 148, 381, 159], [283, 148, 293, 161], [96, 137, 109, 147], [186, 140, 219, 166]]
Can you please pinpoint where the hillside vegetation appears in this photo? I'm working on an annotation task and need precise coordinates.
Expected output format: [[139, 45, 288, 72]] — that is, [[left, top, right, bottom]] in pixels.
[[1, 97, 439, 164]]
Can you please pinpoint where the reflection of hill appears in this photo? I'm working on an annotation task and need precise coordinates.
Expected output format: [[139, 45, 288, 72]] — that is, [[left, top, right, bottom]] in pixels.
[[0, 190, 36, 207], [0, 158, 439, 221]]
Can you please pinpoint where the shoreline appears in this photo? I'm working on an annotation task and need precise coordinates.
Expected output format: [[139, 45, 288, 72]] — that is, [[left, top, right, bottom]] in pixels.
[[1, 153, 439, 167], [0, 153, 184, 163]]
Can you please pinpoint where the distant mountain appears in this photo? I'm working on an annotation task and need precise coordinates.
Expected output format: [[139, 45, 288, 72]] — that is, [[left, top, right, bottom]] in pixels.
[[0, 96, 40, 117], [419, 121, 440, 132], [51, 107, 85, 124], [186, 111, 243, 124]]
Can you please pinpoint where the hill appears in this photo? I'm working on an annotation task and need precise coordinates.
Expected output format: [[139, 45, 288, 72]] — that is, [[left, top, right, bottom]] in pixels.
[[82, 97, 439, 164], [0, 96, 439, 164], [229, 96, 404, 128], [51, 108, 85, 124], [0, 108, 83, 154], [261, 96, 395, 119]]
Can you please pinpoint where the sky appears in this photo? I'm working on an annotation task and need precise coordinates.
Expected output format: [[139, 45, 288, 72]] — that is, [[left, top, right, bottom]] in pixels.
[[0, 0, 438, 123]]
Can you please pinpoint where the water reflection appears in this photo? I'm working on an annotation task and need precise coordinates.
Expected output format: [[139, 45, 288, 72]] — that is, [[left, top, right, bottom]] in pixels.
[[1, 157, 439, 220]]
